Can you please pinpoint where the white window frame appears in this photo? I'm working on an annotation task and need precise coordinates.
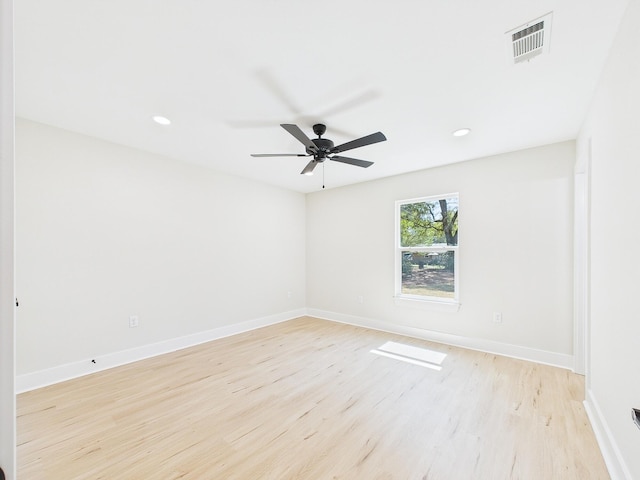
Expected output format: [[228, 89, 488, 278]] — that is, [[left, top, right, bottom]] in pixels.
[[394, 194, 460, 311]]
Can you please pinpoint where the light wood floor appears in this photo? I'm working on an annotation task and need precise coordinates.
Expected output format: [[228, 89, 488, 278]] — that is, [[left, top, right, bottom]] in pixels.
[[17, 317, 609, 479]]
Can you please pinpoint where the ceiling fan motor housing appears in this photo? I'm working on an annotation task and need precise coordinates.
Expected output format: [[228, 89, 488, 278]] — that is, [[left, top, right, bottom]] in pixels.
[[308, 137, 334, 158]]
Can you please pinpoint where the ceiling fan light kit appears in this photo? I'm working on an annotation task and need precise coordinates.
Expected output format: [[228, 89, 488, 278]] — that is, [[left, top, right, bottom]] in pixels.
[[251, 123, 387, 176]]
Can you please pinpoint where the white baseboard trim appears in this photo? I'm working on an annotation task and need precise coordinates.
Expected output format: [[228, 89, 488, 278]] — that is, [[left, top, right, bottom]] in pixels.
[[306, 309, 574, 370], [16, 309, 306, 393], [584, 389, 633, 480]]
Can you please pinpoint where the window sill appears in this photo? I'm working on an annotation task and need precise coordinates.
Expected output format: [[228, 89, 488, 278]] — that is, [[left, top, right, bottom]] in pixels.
[[393, 296, 461, 312]]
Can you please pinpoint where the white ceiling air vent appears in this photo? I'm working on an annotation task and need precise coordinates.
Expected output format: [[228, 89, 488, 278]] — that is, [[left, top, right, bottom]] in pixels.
[[506, 12, 553, 64]]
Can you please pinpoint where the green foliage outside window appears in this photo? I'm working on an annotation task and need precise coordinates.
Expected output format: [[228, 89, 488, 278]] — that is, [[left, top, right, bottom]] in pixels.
[[400, 198, 458, 247]]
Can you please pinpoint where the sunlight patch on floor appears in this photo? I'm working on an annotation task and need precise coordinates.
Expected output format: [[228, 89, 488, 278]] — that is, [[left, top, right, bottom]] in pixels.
[[370, 341, 447, 370]]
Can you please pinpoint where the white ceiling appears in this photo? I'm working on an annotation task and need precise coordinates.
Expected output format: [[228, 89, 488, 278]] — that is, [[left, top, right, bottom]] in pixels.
[[15, 0, 629, 193]]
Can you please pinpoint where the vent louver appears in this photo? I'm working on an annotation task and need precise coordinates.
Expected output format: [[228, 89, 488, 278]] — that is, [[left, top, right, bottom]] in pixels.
[[506, 12, 553, 64]]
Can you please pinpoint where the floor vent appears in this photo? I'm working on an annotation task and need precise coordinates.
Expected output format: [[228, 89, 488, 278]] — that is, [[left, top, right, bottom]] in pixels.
[[506, 12, 553, 64]]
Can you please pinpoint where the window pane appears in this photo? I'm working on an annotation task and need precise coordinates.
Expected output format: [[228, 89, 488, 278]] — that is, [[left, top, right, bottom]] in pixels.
[[401, 251, 455, 299], [400, 197, 458, 247]]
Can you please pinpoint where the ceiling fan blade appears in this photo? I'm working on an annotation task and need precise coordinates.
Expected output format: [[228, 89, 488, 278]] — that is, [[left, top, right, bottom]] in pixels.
[[281, 124, 318, 153], [300, 160, 318, 175], [331, 131, 387, 154], [330, 156, 374, 168], [250, 153, 308, 157]]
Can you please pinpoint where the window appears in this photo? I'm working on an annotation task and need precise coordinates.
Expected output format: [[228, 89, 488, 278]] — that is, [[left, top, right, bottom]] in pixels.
[[395, 194, 459, 304]]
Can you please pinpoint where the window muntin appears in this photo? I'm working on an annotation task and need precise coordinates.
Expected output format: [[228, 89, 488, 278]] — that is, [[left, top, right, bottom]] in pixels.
[[396, 195, 459, 303]]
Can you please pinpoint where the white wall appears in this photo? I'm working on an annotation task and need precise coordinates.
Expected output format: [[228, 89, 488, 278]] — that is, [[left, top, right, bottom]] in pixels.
[[578, 0, 640, 477], [0, 0, 16, 477], [307, 142, 575, 360], [16, 119, 306, 376]]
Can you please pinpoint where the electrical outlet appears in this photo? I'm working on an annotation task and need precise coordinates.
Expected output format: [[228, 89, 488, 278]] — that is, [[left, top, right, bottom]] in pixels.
[[129, 315, 139, 328], [493, 312, 503, 323], [358, 295, 364, 304], [287, 291, 292, 299]]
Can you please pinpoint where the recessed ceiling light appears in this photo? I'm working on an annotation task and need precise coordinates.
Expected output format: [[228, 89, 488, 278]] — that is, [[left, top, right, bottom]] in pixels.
[[152, 115, 171, 126], [452, 128, 471, 137]]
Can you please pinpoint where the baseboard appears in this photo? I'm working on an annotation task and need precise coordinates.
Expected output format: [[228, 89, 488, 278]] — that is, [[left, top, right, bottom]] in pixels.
[[306, 309, 574, 370], [16, 309, 306, 393], [584, 389, 633, 480]]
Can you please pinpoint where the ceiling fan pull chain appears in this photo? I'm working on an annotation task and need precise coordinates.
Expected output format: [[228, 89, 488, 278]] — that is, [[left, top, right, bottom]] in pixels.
[[322, 162, 325, 189]]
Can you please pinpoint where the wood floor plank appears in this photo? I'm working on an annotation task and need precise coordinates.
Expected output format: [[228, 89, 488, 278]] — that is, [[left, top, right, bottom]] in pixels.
[[17, 317, 609, 479]]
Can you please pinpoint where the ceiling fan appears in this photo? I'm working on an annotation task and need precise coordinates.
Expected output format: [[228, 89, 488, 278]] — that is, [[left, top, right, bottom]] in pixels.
[[251, 123, 387, 175]]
